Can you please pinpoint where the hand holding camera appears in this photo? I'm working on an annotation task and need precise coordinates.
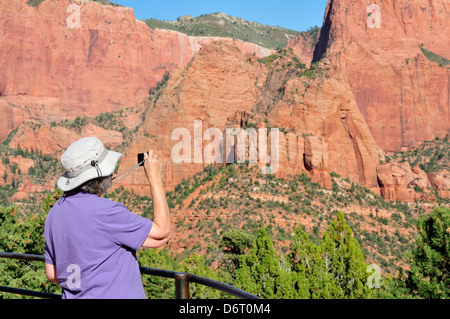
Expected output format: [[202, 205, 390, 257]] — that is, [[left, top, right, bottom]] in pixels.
[[112, 150, 163, 187], [140, 150, 163, 185]]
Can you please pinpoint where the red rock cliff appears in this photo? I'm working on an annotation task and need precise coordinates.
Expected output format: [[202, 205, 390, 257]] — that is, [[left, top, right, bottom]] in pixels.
[[1, 0, 448, 202], [0, 0, 273, 142], [116, 42, 383, 195], [310, 0, 450, 152]]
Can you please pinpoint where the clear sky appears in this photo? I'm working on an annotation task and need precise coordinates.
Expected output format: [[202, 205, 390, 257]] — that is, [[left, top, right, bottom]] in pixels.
[[112, 0, 329, 32]]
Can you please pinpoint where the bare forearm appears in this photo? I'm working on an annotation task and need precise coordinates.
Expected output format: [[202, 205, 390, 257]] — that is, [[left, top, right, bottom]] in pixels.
[[142, 150, 172, 247], [149, 178, 172, 238]]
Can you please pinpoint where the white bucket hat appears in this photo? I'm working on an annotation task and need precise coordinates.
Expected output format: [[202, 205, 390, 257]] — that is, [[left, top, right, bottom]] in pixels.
[[57, 137, 123, 192]]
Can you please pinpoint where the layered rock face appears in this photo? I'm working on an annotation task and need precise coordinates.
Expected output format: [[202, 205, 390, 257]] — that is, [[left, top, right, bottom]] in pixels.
[[377, 163, 422, 202], [117, 44, 383, 196], [257, 54, 382, 190], [428, 169, 450, 190], [309, 0, 450, 152], [1, 0, 448, 202], [0, 0, 273, 143], [8, 123, 124, 157], [286, 30, 318, 68], [117, 43, 269, 193], [285, 0, 450, 200], [0, 1, 154, 124]]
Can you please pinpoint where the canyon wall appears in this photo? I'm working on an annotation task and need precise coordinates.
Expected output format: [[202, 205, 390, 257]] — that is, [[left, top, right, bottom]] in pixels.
[[0, 0, 273, 142], [310, 0, 450, 152], [1, 0, 448, 201]]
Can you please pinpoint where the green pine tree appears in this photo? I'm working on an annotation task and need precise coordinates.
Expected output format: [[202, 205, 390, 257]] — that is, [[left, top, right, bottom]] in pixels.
[[277, 253, 301, 299], [370, 272, 414, 299], [289, 225, 315, 298], [320, 212, 370, 299], [292, 224, 343, 299], [180, 253, 223, 299], [0, 190, 63, 299], [408, 206, 449, 299], [137, 248, 178, 299], [234, 226, 283, 298], [220, 229, 254, 276]]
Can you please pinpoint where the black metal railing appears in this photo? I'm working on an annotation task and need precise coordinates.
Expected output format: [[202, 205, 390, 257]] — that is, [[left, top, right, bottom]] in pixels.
[[0, 252, 258, 299]]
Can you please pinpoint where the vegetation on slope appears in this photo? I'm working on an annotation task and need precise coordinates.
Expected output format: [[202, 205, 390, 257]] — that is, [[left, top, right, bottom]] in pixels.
[[91, 0, 123, 6], [386, 136, 449, 174], [153, 163, 425, 274], [26, 0, 123, 8], [419, 45, 450, 68], [144, 12, 302, 50], [26, 0, 46, 8], [0, 185, 448, 299]]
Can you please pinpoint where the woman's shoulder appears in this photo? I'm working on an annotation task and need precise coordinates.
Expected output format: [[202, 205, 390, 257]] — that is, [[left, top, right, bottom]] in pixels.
[[65, 191, 127, 211], [97, 195, 130, 212]]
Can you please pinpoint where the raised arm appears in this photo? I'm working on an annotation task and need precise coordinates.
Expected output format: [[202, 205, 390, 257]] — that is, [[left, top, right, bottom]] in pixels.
[[141, 150, 172, 249]]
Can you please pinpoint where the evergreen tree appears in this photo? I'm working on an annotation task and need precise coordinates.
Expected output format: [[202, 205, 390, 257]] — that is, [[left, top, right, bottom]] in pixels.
[[0, 190, 62, 298], [289, 225, 314, 298], [180, 253, 223, 299], [276, 254, 299, 299], [220, 229, 254, 275], [0, 206, 21, 253], [370, 272, 414, 299], [137, 248, 179, 299], [234, 226, 285, 298], [289, 224, 343, 298], [408, 206, 449, 299], [320, 212, 370, 298]]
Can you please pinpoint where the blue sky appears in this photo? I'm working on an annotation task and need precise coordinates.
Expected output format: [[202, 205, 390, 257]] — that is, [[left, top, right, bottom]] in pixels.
[[112, 0, 329, 32]]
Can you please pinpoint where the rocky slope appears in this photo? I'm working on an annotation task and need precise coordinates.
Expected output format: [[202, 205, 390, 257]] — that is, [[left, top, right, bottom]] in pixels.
[[0, 0, 449, 203], [118, 42, 270, 193], [307, 0, 449, 152], [118, 42, 448, 202], [144, 12, 301, 50], [0, 0, 273, 143], [284, 0, 450, 200], [286, 26, 321, 68]]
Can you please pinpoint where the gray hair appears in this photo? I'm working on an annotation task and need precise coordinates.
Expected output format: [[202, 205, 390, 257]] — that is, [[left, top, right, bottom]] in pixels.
[[79, 175, 112, 196]]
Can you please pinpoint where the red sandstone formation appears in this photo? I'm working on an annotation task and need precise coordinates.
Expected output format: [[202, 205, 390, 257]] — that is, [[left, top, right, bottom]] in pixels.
[[116, 42, 269, 193], [285, 0, 450, 200], [8, 123, 124, 156], [309, 0, 450, 152], [115, 43, 383, 196], [0, 0, 273, 142], [286, 32, 318, 68], [0, 0, 448, 202]]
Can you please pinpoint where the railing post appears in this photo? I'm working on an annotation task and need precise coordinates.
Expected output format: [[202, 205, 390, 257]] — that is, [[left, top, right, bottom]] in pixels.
[[175, 273, 191, 299]]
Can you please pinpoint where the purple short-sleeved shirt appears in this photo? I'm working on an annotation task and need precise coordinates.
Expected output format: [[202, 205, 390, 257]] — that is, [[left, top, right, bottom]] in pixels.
[[44, 191, 152, 299]]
